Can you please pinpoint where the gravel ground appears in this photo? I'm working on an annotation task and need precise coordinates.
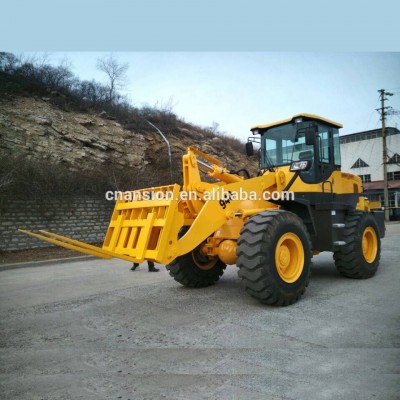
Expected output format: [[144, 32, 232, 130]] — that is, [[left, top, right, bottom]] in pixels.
[[0, 245, 100, 265], [0, 224, 399, 400]]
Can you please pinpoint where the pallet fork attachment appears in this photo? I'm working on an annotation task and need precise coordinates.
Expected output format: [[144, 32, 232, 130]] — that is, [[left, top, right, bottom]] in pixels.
[[19, 184, 185, 264]]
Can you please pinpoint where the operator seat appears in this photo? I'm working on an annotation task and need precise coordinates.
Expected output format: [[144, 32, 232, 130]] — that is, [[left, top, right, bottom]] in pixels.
[[298, 150, 315, 182], [299, 150, 313, 161]]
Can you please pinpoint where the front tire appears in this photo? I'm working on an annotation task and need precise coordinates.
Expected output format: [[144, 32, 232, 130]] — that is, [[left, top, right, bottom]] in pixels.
[[236, 210, 312, 306], [166, 235, 226, 288], [333, 212, 381, 279]]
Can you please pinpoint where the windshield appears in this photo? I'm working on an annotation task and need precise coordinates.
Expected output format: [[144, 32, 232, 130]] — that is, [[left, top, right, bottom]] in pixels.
[[261, 122, 315, 169]]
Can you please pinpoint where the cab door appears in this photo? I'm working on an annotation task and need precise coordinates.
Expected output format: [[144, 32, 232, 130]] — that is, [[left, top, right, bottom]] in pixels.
[[300, 126, 337, 184]]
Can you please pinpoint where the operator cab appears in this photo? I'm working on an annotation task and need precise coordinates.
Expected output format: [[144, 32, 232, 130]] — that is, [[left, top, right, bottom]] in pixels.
[[247, 114, 342, 184]]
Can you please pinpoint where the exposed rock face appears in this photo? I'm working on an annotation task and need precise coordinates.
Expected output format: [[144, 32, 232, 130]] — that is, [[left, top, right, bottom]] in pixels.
[[0, 96, 257, 181], [0, 97, 148, 172]]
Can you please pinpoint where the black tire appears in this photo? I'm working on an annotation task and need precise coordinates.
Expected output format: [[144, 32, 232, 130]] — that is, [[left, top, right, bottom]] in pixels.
[[333, 211, 381, 279], [166, 229, 226, 288], [236, 210, 312, 306]]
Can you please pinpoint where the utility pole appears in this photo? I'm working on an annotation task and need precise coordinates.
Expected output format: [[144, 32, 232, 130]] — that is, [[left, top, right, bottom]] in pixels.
[[377, 89, 393, 222]]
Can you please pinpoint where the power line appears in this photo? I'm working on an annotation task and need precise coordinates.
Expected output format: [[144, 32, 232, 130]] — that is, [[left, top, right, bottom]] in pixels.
[[364, 98, 380, 131]]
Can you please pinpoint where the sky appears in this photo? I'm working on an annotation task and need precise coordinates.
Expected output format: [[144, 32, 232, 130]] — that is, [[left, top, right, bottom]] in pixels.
[[41, 52, 400, 141]]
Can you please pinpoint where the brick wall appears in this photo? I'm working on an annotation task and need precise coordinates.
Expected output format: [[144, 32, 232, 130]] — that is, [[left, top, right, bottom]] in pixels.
[[0, 195, 115, 251]]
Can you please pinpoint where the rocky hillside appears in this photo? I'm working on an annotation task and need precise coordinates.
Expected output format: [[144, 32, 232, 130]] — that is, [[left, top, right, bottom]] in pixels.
[[0, 95, 258, 193]]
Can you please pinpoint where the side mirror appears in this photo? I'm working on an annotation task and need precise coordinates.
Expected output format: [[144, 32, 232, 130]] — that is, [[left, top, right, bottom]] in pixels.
[[245, 142, 254, 156], [305, 127, 317, 145]]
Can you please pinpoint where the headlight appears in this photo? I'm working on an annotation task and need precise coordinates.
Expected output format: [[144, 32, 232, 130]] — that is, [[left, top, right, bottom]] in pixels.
[[290, 160, 311, 171]]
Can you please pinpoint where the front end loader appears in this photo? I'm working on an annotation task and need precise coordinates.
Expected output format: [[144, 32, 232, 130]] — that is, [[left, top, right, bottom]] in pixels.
[[20, 114, 385, 306]]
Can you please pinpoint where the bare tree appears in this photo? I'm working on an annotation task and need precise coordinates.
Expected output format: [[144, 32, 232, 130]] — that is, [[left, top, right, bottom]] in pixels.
[[96, 54, 129, 104]]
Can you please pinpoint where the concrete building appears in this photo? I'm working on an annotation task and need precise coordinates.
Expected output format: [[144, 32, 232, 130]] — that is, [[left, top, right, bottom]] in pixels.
[[340, 127, 400, 220]]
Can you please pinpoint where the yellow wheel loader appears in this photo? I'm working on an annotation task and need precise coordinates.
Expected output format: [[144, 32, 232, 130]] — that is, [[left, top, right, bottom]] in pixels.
[[20, 114, 385, 306]]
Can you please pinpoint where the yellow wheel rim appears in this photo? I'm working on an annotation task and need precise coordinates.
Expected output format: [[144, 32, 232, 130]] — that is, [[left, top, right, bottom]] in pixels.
[[362, 226, 378, 263], [192, 245, 218, 271], [275, 232, 304, 283]]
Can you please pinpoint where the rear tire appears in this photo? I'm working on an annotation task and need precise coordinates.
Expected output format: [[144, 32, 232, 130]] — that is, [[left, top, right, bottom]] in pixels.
[[236, 210, 312, 306], [333, 212, 381, 279]]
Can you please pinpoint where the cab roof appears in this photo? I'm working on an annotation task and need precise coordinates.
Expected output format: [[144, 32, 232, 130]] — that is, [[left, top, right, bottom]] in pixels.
[[251, 113, 343, 132]]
